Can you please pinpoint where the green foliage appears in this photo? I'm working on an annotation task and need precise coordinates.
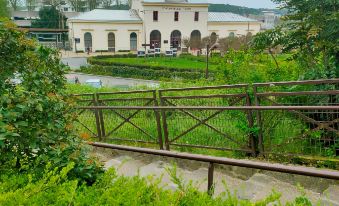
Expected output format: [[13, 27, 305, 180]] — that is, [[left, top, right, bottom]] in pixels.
[[208, 4, 262, 15], [32, 6, 67, 29], [218, 49, 303, 83], [88, 55, 217, 71], [80, 65, 207, 81], [0, 0, 9, 18], [253, 0, 339, 79], [0, 163, 315, 205], [0, 20, 101, 182]]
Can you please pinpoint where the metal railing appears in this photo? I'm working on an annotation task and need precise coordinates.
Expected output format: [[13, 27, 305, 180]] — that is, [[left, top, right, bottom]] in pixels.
[[73, 79, 339, 158], [90, 141, 339, 195]]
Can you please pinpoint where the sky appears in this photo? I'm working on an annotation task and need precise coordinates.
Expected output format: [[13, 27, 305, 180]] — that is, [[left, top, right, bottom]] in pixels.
[[208, 0, 279, 9]]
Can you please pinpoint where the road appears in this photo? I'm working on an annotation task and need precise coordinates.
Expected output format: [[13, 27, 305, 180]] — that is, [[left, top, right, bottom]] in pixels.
[[61, 57, 87, 69], [65, 72, 159, 88]]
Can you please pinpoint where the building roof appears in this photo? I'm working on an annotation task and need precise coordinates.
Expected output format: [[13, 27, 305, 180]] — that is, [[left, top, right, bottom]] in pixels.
[[208, 12, 258, 22], [142, 0, 208, 4], [69, 9, 142, 22]]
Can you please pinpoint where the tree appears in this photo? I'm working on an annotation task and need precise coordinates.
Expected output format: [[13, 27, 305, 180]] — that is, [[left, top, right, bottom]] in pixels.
[[26, 0, 36, 11], [101, 0, 113, 8], [253, 0, 339, 79], [0, 20, 102, 182], [251, 29, 283, 69], [68, 0, 86, 12], [88, 0, 99, 10], [8, 0, 22, 10], [32, 6, 67, 29], [0, 0, 9, 17]]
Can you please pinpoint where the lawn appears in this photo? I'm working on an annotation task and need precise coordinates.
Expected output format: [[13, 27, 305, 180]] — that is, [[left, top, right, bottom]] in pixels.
[[89, 56, 219, 71]]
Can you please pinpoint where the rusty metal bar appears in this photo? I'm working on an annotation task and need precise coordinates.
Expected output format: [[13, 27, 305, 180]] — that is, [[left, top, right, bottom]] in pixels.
[[253, 79, 339, 87], [255, 91, 339, 97], [89, 142, 339, 180], [207, 162, 214, 196], [97, 90, 155, 95], [170, 143, 253, 152], [93, 95, 102, 140], [161, 94, 247, 100], [106, 138, 159, 145], [153, 91, 164, 150], [77, 106, 339, 110], [94, 97, 155, 102], [158, 84, 248, 92], [159, 90, 170, 150]]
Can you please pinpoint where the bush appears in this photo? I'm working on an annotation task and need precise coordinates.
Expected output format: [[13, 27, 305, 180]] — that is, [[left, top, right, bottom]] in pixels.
[[0, 163, 314, 206], [80, 65, 208, 80], [88, 57, 206, 73], [0, 20, 102, 183]]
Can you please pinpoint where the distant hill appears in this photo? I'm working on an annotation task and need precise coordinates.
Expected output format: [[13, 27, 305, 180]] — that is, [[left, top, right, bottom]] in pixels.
[[208, 4, 285, 16]]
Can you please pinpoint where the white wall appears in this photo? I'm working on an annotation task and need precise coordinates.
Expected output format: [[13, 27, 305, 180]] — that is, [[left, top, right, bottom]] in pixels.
[[68, 21, 143, 52], [142, 3, 209, 51], [207, 22, 261, 38]]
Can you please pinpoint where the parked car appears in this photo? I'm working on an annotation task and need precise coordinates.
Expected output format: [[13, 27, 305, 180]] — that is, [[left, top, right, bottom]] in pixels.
[[165, 50, 173, 57], [137, 50, 146, 57], [85, 79, 103, 88], [154, 48, 161, 56]]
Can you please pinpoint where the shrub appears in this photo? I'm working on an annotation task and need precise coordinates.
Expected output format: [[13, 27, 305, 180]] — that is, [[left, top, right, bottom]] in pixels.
[[80, 65, 208, 80], [0, 20, 102, 182], [0, 163, 314, 206]]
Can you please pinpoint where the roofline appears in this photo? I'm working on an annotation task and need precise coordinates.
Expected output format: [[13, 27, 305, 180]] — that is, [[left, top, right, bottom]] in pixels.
[[68, 20, 143, 24], [208, 21, 260, 24], [142, 2, 209, 6]]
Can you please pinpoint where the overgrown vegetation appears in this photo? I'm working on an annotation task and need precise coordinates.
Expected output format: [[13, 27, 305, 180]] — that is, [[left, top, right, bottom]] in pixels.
[[0, 20, 101, 182], [0, 163, 315, 206]]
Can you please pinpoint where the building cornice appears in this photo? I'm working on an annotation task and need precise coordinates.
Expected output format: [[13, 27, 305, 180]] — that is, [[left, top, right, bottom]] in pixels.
[[142, 2, 208, 7], [68, 20, 143, 24]]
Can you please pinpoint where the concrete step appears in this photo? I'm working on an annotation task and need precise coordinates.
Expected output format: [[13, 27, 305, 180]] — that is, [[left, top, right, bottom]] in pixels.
[[95, 148, 339, 205], [236, 173, 322, 204]]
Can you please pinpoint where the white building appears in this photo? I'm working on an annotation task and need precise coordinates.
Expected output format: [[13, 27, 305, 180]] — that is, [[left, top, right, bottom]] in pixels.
[[68, 0, 261, 52]]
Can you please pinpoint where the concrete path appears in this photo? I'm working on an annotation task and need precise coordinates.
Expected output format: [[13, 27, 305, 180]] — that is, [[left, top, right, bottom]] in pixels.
[[65, 72, 159, 88], [93, 148, 339, 205]]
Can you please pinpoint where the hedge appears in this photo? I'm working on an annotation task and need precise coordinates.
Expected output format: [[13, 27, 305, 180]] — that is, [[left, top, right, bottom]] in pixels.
[[88, 58, 207, 73], [80, 65, 210, 80]]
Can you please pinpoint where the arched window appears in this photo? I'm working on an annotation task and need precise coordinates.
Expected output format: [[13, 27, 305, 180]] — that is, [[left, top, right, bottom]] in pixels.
[[130, 32, 137, 51], [247, 32, 253, 37], [150, 30, 161, 49], [108, 32, 115, 52], [170, 30, 181, 49], [210, 32, 217, 45], [190, 30, 201, 49], [229, 32, 235, 38], [84, 32, 92, 51]]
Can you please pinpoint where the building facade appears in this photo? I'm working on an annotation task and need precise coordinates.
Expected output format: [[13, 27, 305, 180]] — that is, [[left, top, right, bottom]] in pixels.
[[68, 0, 261, 52]]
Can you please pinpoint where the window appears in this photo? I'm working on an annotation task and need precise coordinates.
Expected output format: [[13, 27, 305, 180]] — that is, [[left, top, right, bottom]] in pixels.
[[64, 7, 68, 11], [194, 12, 199, 21], [229, 32, 235, 38], [174, 11, 179, 21], [153, 11, 158, 21]]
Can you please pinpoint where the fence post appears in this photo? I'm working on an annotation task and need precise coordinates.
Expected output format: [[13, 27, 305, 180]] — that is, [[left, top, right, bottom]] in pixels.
[[159, 90, 170, 150], [93, 94, 102, 140], [207, 162, 214, 196], [245, 89, 257, 157], [253, 86, 264, 155], [95, 93, 106, 138], [152, 90, 164, 150]]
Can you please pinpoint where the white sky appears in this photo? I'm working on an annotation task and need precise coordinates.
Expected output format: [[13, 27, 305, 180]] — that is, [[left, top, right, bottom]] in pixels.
[[208, 0, 279, 9]]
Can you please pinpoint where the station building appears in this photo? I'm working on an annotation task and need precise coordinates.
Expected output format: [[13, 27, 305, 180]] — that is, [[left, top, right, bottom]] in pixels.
[[68, 0, 261, 53]]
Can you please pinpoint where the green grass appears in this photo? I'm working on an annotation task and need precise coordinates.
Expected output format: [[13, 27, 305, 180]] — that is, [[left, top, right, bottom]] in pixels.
[[91, 56, 219, 71]]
